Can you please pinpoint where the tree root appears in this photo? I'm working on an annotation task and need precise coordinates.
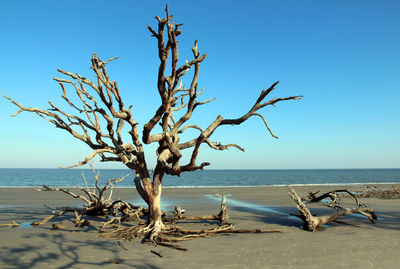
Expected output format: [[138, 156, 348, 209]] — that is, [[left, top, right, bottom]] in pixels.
[[29, 169, 283, 252], [288, 185, 377, 232], [100, 221, 282, 251], [100, 194, 283, 251]]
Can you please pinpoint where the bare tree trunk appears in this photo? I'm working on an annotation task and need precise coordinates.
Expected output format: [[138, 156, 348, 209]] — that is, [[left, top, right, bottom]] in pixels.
[[148, 185, 164, 239], [148, 165, 165, 238], [133, 164, 165, 240]]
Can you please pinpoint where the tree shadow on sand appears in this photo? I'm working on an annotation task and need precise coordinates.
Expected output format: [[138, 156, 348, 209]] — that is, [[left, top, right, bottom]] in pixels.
[[0, 232, 162, 269]]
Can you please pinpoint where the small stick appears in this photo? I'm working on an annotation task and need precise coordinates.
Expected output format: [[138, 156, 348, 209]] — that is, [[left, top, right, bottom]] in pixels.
[[0, 221, 20, 228], [156, 241, 188, 251], [151, 250, 163, 257], [117, 241, 128, 251]]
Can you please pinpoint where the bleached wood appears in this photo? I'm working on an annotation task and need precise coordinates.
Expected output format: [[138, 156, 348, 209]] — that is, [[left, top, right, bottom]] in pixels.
[[287, 185, 377, 232]]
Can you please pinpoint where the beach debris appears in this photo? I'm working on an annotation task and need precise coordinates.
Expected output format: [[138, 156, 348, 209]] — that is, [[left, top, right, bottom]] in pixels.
[[165, 196, 228, 225], [117, 241, 128, 251], [150, 250, 163, 257], [109, 258, 122, 264], [51, 224, 67, 230], [352, 186, 400, 199], [305, 189, 362, 207], [287, 185, 377, 232], [0, 221, 20, 228]]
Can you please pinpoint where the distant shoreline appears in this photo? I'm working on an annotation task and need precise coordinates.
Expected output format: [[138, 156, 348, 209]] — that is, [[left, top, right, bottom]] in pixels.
[[2, 168, 400, 188], [1, 182, 399, 188]]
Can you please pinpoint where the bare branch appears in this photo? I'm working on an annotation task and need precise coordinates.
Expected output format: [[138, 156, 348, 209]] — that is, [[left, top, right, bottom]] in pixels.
[[60, 149, 114, 169], [251, 113, 278, 139], [205, 139, 245, 152]]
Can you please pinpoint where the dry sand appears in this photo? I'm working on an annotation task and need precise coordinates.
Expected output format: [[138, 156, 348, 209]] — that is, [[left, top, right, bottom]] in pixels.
[[0, 185, 399, 269]]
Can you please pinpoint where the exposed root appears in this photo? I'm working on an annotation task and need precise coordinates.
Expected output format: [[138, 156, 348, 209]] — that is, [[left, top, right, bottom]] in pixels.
[[29, 167, 284, 252], [100, 193, 283, 251], [101, 222, 151, 241], [288, 185, 377, 232]]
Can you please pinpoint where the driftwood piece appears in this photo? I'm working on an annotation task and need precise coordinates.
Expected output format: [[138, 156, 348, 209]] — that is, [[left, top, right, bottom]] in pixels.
[[51, 224, 67, 230], [165, 193, 229, 224], [0, 221, 20, 228], [306, 189, 361, 207], [287, 185, 377, 232], [32, 210, 69, 226], [150, 250, 163, 257]]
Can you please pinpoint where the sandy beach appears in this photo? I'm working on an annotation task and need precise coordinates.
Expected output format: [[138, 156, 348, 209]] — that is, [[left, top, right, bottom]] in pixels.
[[1, 185, 399, 268]]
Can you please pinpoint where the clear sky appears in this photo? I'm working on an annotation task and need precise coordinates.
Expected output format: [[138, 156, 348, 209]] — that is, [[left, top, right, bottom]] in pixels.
[[1, 0, 399, 169]]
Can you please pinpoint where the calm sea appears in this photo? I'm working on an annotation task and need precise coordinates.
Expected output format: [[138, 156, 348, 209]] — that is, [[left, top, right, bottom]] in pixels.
[[0, 168, 399, 187]]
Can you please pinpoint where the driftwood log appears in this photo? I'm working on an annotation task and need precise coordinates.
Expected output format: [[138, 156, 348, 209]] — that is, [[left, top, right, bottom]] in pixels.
[[287, 185, 377, 232]]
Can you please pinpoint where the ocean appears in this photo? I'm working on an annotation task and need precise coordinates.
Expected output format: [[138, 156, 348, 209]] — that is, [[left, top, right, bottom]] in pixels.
[[0, 168, 399, 187]]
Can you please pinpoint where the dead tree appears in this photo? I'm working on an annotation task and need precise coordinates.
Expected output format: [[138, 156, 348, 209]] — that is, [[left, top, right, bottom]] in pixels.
[[4, 6, 301, 243], [287, 186, 377, 231]]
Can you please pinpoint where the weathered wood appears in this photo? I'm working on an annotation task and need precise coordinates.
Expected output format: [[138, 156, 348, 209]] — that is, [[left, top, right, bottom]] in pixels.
[[306, 189, 361, 207], [31, 168, 144, 228], [101, 194, 283, 250], [150, 250, 163, 257], [32, 210, 69, 226], [165, 193, 229, 224], [287, 185, 377, 232], [0, 221, 20, 228]]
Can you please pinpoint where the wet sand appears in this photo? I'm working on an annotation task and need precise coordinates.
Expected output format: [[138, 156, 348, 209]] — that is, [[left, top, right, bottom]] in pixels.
[[1, 185, 399, 268]]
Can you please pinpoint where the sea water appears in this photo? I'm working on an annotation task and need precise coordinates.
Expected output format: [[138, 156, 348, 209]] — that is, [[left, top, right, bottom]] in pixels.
[[0, 168, 399, 187]]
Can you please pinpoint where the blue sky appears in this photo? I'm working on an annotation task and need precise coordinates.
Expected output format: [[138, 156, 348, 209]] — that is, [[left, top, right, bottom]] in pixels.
[[1, 0, 399, 169]]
